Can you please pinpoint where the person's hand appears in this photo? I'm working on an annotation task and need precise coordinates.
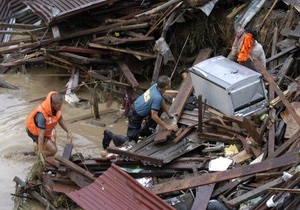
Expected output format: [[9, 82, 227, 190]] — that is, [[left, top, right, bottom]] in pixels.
[[166, 124, 179, 132], [235, 29, 244, 38]]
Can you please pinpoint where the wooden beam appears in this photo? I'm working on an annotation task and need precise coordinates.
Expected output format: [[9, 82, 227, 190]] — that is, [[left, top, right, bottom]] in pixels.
[[191, 184, 215, 210], [219, 178, 282, 208], [150, 149, 299, 195], [172, 126, 195, 144], [243, 118, 262, 145], [266, 45, 298, 63], [251, 54, 300, 127], [117, 60, 139, 89], [89, 43, 156, 60], [55, 157, 96, 182], [154, 48, 212, 143], [57, 144, 73, 173], [266, 130, 300, 160]]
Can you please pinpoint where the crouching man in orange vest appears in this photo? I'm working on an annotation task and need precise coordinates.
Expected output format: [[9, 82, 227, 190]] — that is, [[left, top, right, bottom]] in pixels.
[[26, 91, 73, 157]]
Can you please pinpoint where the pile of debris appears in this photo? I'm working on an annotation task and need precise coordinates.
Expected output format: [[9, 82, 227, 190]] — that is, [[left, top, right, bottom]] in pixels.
[[0, 0, 225, 94], [7, 0, 300, 209]]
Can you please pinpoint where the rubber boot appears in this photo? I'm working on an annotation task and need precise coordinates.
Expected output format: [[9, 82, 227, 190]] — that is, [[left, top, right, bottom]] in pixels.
[[102, 129, 112, 149]]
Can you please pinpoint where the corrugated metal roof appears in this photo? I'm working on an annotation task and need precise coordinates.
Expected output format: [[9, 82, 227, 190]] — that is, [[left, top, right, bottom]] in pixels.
[[0, 0, 41, 42], [0, 0, 15, 42], [108, 132, 203, 167], [23, 0, 118, 25], [67, 163, 175, 210]]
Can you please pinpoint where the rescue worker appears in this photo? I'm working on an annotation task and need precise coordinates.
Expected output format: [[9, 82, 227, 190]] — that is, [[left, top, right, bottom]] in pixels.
[[228, 27, 266, 70], [26, 91, 73, 157], [102, 75, 179, 149]]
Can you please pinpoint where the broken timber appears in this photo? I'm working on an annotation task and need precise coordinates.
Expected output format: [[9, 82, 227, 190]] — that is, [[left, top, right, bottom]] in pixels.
[[251, 54, 300, 127], [154, 48, 212, 143], [150, 149, 299, 195]]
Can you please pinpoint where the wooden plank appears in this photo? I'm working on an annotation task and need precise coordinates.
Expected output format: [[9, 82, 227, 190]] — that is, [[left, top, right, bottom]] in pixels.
[[55, 157, 96, 182], [58, 52, 91, 65], [1, 56, 48, 68], [198, 95, 202, 132], [226, 3, 247, 19], [154, 74, 194, 142], [268, 90, 276, 156], [277, 56, 294, 87], [150, 149, 299, 195], [252, 54, 300, 127], [219, 178, 282, 208], [232, 150, 253, 163], [211, 175, 253, 198], [0, 37, 56, 54], [191, 184, 215, 210], [243, 118, 261, 145], [265, 45, 298, 63], [58, 144, 73, 173], [89, 43, 156, 60], [68, 171, 91, 188], [284, 23, 300, 38], [0, 21, 43, 29], [198, 132, 241, 145], [117, 60, 139, 89], [154, 48, 212, 143], [97, 36, 154, 45], [57, 46, 111, 55], [266, 130, 300, 160], [107, 147, 164, 165], [251, 172, 300, 210], [172, 126, 195, 143]]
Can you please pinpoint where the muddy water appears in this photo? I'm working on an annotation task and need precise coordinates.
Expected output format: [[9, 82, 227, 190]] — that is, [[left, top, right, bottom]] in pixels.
[[0, 65, 128, 209]]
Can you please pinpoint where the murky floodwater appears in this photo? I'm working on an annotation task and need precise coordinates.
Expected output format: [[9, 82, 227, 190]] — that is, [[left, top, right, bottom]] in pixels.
[[0, 65, 128, 209]]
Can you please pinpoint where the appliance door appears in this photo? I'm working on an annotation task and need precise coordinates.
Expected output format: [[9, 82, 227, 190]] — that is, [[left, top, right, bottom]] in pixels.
[[230, 80, 266, 113]]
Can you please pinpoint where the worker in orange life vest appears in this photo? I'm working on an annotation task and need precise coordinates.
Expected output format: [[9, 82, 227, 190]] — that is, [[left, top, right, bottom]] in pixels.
[[228, 27, 266, 70], [26, 91, 73, 157]]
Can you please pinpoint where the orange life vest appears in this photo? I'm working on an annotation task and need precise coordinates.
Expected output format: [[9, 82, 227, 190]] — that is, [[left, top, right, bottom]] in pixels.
[[26, 91, 62, 137], [237, 33, 254, 62]]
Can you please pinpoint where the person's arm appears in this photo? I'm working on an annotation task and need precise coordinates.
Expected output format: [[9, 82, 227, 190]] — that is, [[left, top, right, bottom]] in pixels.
[[231, 29, 245, 56], [34, 113, 46, 153], [58, 116, 73, 143], [161, 99, 173, 118], [37, 129, 45, 152], [151, 109, 178, 131]]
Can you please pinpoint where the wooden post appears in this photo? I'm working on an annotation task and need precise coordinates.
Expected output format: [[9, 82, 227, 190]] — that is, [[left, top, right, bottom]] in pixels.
[[198, 95, 202, 133]]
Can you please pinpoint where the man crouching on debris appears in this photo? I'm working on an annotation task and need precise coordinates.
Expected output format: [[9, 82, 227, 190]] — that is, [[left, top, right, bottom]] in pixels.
[[102, 75, 179, 149], [26, 91, 73, 157]]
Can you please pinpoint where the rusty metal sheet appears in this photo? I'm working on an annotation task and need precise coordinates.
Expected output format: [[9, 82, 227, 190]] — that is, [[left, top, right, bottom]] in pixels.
[[107, 132, 204, 167], [67, 163, 175, 210], [24, 0, 118, 25]]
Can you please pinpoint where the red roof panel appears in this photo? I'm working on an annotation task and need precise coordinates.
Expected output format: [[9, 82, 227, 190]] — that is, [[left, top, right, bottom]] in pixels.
[[67, 163, 175, 210]]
